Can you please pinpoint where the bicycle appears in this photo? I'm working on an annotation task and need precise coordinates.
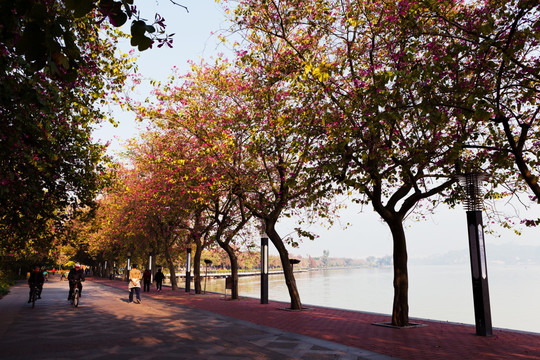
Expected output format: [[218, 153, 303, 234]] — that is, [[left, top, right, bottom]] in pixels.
[[70, 280, 82, 307], [29, 285, 39, 308]]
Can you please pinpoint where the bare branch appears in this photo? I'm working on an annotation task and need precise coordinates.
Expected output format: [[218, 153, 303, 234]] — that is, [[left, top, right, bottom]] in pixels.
[[169, 0, 189, 13]]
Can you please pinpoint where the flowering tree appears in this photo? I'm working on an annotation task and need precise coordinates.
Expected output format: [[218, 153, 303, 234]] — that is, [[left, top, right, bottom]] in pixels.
[[136, 95, 258, 298], [93, 165, 188, 289], [228, 0, 515, 325], [2, 0, 176, 77], [84, 130, 214, 290], [134, 62, 258, 297], [136, 58, 334, 309], [209, 192, 255, 299], [231, 67, 335, 310], [0, 0, 186, 261], [423, 0, 540, 204], [124, 131, 220, 290], [0, 11, 135, 258]]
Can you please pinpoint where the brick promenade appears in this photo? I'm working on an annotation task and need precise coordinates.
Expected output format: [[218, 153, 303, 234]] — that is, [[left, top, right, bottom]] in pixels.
[[94, 277, 539, 360], [0, 275, 538, 359]]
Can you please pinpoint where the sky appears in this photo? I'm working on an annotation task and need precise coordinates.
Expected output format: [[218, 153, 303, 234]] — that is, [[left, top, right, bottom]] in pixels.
[[93, 0, 540, 260]]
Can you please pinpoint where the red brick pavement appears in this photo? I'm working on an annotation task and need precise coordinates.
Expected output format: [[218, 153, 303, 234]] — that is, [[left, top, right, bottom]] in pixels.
[[92, 278, 540, 360]]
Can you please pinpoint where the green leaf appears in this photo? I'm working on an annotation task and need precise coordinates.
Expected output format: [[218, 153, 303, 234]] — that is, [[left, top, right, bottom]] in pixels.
[[109, 11, 128, 27], [131, 20, 147, 36], [16, 23, 47, 62]]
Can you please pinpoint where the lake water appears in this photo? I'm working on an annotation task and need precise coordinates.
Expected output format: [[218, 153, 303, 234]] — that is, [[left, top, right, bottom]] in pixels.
[[201, 264, 540, 334]]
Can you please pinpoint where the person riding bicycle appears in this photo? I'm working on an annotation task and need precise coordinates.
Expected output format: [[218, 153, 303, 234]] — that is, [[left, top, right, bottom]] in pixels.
[[68, 264, 85, 300], [28, 266, 45, 303]]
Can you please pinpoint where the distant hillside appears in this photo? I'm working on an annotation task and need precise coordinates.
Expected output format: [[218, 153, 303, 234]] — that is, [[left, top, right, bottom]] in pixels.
[[411, 243, 540, 265]]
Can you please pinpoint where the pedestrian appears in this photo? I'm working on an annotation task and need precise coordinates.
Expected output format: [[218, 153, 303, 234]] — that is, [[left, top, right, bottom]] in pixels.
[[51, 268, 56, 276], [155, 268, 165, 292], [28, 266, 45, 302], [142, 268, 151, 292], [129, 264, 142, 303]]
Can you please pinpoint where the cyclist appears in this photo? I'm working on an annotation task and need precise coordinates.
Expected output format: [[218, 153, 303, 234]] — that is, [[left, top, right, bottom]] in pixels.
[[67, 264, 85, 300], [28, 266, 45, 303]]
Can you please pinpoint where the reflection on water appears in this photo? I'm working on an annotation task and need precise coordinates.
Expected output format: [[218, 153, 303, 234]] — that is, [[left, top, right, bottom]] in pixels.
[[200, 264, 540, 334]]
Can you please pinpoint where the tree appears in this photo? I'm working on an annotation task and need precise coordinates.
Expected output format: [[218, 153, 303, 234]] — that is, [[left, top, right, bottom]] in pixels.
[[423, 0, 539, 203], [210, 190, 255, 299], [0, 9, 135, 258], [86, 131, 208, 290], [0, 0, 188, 260], [2, 0, 176, 78], [122, 132, 216, 290], [133, 62, 261, 298], [229, 0, 501, 326], [136, 58, 335, 309], [321, 250, 330, 268], [133, 62, 253, 297]]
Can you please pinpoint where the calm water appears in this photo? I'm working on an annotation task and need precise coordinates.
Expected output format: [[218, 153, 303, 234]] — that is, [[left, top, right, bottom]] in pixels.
[[201, 264, 540, 334]]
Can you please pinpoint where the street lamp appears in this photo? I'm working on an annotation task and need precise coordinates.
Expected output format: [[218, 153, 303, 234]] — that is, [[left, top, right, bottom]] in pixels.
[[185, 248, 191, 293], [126, 252, 132, 283], [204, 259, 213, 294], [149, 248, 154, 282], [458, 172, 493, 336], [261, 224, 269, 305]]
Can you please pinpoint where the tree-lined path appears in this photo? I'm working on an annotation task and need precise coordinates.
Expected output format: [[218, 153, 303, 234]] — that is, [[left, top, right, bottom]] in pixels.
[[0, 276, 391, 360], [2, 275, 538, 360]]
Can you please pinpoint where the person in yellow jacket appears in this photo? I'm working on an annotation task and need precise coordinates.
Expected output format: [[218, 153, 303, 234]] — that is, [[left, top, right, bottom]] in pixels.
[[128, 264, 142, 304]]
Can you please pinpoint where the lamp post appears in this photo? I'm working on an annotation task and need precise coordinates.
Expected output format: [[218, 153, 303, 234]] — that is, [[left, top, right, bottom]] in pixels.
[[149, 249, 154, 282], [261, 233, 269, 305], [126, 252, 132, 283], [185, 248, 191, 293], [204, 259, 213, 294], [458, 172, 493, 336]]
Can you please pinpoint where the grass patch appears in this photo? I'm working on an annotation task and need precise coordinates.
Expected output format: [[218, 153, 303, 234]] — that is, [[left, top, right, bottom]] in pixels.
[[0, 270, 17, 298]]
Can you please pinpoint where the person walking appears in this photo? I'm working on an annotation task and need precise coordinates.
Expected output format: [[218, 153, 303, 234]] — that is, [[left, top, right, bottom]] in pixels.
[[155, 268, 165, 292], [142, 268, 152, 292], [128, 264, 142, 303]]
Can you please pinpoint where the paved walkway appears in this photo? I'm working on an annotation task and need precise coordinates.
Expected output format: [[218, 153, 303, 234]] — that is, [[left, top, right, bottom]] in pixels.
[[0, 276, 395, 359], [1, 276, 539, 359]]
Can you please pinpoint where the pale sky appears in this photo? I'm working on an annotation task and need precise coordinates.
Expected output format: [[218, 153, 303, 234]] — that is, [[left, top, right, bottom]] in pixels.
[[93, 0, 540, 260]]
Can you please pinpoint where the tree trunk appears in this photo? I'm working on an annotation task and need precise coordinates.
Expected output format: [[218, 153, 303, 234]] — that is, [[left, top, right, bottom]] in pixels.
[[387, 216, 409, 327], [220, 241, 239, 299], [498, 113, 540, 202], [194, 241, 202, 294], [266, 223, 302, 310], [164, 245, 178, 290]]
